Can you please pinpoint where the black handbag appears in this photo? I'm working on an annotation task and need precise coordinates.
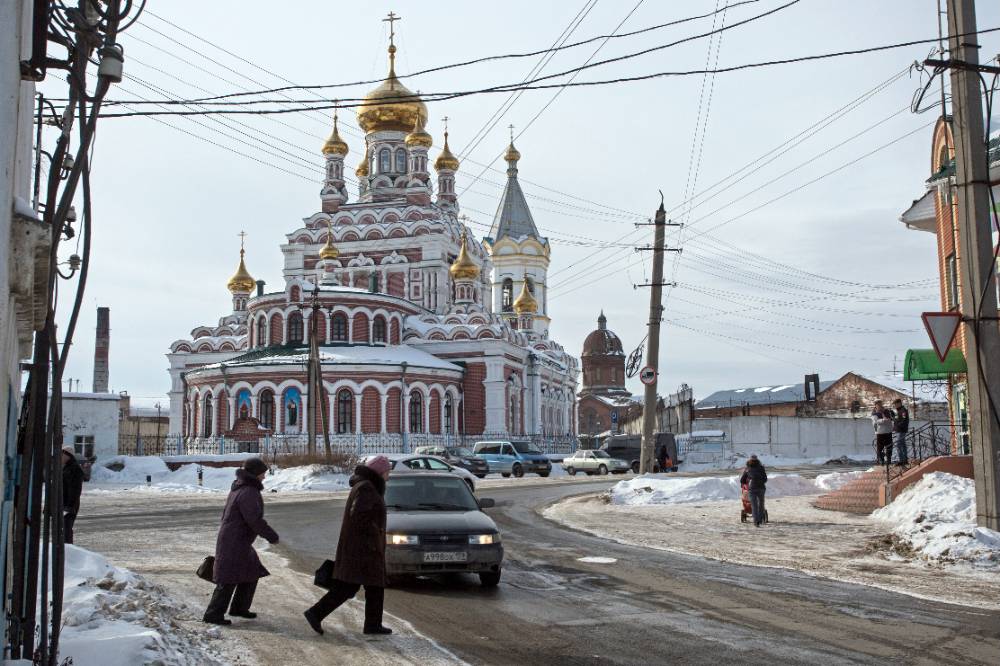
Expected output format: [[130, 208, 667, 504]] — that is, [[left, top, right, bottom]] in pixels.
[[313, 559, 335, 589], [196, 556, 215, 583]]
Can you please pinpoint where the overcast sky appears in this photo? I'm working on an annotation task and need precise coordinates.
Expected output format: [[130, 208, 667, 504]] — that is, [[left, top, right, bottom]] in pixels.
[[41, 0, 1000, 407]]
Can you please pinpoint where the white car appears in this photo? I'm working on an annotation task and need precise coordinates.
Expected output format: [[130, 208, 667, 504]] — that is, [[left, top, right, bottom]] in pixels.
[[562, 449, 631, 475], [377, 453, 479, 491]]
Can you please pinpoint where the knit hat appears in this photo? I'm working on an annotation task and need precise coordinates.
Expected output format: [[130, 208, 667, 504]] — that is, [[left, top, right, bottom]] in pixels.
[[242, 457, 268, 477], [365, 455, 392, 477]]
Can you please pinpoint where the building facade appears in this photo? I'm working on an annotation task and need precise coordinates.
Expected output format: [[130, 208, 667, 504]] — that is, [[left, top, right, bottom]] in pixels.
[[165, 36, 578, 452]]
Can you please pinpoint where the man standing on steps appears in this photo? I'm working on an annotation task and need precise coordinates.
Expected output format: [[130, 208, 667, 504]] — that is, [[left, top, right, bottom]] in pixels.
[[871, 400, 895, 466], [892, 398, 910, 466]]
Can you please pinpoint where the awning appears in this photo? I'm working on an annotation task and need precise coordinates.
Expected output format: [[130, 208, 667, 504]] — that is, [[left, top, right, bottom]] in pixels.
[[904, 348, 967, 381]]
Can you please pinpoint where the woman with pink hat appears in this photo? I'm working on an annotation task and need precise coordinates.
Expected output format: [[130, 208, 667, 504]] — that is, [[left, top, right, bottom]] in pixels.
[[304, 455, 393, 636]]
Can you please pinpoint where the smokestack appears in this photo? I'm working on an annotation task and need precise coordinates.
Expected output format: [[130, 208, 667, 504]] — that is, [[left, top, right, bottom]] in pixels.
[[256, 279, 265, 297], [93, 307, 110, 393]]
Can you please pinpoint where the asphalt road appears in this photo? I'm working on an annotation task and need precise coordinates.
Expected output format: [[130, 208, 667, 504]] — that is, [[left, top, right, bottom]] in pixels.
[[260, 479, 1000, 666]]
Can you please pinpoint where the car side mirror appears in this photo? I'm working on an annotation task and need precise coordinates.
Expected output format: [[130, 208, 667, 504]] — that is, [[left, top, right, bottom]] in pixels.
[[479, 498, 496, 509]]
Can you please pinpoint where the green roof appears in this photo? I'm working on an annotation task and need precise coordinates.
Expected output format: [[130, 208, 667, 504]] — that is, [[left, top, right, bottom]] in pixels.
[[903, 348, 967, 381]]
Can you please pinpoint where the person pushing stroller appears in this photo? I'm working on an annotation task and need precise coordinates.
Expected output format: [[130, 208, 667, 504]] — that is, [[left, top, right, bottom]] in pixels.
[[740, 455, 768, 527]]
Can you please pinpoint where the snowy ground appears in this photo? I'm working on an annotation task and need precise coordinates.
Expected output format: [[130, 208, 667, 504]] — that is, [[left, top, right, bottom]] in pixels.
[[73, 492, 464, 665], [544, 471, 1000, 610], [58, 545, 227, 665]]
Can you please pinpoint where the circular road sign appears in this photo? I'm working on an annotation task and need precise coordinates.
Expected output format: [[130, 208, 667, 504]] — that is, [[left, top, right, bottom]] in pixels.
[[639, 366, 657, 385]]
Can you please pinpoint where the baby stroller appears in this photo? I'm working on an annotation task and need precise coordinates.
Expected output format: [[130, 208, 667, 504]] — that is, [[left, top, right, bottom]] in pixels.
[[740, 480, 768, 524]]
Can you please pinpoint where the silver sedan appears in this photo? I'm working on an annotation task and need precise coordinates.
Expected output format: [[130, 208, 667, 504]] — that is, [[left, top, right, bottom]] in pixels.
[[561, 449, 631, 475]]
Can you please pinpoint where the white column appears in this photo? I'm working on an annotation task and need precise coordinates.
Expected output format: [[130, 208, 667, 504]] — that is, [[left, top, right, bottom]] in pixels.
[[423, 392, 430, 433], [354, 394, 362, 435], [483, 358, 507, 434], [403, 393, 411, 434], [380, 393, 389, 433], [439, 395, 446, 435]]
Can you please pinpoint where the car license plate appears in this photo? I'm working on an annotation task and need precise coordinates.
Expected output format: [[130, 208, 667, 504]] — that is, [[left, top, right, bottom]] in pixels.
[[423, 551, 467, 563]]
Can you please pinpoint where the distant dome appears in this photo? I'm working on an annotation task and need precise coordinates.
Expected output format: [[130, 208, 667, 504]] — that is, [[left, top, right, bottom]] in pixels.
[[582, 312, 623, 356]]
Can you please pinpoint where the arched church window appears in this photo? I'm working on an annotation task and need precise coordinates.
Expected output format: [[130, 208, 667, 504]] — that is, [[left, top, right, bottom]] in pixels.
[[379, 148, 391, 173], [502, 279, 513, 312], [288, 312, 304, 344], [259, 390, 274, 429], [444, 396, 453, 434], [331, 313, 348, 342], [256, 317, 267, 348], [409, 392, 423, 433], [337, 389, 353, 433], [203, 395, 214, 437], [373, 316, 387, 343], [395, 148, 407, 173]]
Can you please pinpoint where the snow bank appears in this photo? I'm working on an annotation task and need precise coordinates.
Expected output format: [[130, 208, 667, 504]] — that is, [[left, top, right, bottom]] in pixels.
[[679, 453, 872, 473], [814, 470, 866, 491], [58, 545, 222, 665], [608, 472, 843, 506], [873, 472, 1000, 569], [89, 456, 349, 493]]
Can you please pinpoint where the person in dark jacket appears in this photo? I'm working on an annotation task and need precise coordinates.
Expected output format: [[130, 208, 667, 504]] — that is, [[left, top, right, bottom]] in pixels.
[[61, 447, 84, 544], [739, 455, 768, 527], [304, 455, 392, 636], [203, 457, 279, 626], [891, 398, 910, 466]]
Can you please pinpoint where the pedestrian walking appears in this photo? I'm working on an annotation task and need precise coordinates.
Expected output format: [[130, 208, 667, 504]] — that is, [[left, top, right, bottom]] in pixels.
[[61, 447, 84, 545], [892, 398, 910, 466], [655, 440, 668, 472], [739, 455, 767, 527], [304, 455, 393, 636], [203, 457, 279, 626], [871, 400, 895, 465]]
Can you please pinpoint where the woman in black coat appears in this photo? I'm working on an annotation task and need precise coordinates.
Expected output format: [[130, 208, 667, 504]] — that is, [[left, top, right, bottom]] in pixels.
[[203, 458, 279, 625], [739, 455, 768, 527], [304, 455, 392, 636]]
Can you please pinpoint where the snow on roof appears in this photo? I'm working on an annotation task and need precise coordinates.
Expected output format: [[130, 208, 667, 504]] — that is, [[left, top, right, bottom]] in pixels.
[[697, 380, 836, 408], [197, 344, 462, 372]]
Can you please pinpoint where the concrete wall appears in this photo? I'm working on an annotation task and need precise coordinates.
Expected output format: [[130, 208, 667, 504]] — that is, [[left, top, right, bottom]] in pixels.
[[694, 415, 903, 460], [62, 394, 121, 460]]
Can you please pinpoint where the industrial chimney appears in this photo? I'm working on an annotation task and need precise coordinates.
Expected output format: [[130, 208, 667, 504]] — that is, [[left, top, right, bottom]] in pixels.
[[93, 307, 110, 393]]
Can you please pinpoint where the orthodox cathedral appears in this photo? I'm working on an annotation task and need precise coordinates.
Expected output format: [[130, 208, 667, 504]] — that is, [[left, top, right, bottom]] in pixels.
[[165, 30, 579, 448]]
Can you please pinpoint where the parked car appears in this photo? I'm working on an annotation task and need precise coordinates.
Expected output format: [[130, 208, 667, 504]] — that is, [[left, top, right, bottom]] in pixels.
[[602, 432, 680, 473], [562, 449, 630, 475], [472, 440, 552, 478], [378, 453, 478, 491], [413, 445, 490, 478], [384, 471, 503, 587]]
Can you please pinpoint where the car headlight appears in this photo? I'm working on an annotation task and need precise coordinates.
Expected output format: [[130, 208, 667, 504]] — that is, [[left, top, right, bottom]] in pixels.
[[468, 533, 500, 545], [387, 534, 420, 546]]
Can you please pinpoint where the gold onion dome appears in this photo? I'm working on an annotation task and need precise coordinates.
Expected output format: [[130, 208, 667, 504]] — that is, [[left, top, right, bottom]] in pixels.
[[356, 151, 369, 178], [449, 230, 480, 280], [513, 278, 538, 315], [434, 131, 460, 171], [405, 115, 433, 148], [321, 115, 349, 156], [356, 45, 428, 133], [319, 223, 340, 260], [504, 140, 521, 162], [227, 249, 255, 294]]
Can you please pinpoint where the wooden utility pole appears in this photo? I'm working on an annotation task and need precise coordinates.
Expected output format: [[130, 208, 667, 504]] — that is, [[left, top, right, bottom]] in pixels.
[[306, 286, 332, 457], [942, 0, 1000, 529], [635, 198, 680, 473]]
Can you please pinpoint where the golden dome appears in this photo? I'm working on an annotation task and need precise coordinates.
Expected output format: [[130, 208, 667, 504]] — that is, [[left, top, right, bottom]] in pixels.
[[356, 45, 428, 134], [513, 277, 537, 315], [321, 114, 348, 156], [434, 131, 460, 171], [356, 150, 369, 178], [227, 248, 255, 294], [449, 230, 479, 280], [504, 140, 521, 163], [405, 114, 433, 148], [319, 221, 339, 260]]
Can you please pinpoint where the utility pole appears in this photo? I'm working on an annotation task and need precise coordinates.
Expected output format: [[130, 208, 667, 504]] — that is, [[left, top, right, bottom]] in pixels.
[[635, 196, 681, 473], [940, 0, 1000, 529], [306, 286, 332, 457]]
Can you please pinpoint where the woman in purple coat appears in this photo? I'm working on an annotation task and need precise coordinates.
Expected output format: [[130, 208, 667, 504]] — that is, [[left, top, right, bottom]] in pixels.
[[203, 458, 279, 625]]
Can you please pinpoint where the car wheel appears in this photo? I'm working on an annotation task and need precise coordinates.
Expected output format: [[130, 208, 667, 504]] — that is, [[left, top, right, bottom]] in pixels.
[[631, 461, 640, 474], [479, 569, 501, 587], [512, 464, 524, 478], [475, 474, 487, 479], [501, 473, 511, 478], [538, 471, 550, 478], [566, 466, 576, 476], [598, 464, 608, 475]]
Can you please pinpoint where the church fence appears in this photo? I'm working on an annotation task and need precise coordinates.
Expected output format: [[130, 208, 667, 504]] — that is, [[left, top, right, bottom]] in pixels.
[[122, 433, 578, 458]]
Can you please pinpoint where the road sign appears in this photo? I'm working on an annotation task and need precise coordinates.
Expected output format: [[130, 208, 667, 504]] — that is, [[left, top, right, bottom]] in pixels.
[[639, 366, 657, 385], [921, 311, 962, 362]]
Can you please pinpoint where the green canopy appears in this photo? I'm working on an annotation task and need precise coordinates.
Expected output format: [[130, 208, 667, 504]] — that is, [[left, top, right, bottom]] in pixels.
[[904, 348, 967, 381]]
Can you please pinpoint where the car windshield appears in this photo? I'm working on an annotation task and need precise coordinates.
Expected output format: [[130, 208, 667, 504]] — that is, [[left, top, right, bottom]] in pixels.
[[384, 477, 480, 512], [593, 450, 610, 458], [511, 441, 542, 454], [448, 447, 476, 457]]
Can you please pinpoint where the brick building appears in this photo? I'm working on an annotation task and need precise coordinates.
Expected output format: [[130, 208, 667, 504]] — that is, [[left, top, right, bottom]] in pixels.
[[576, 313, 641, 439], [899, 117, 1000, 453], [166, 32, 578, 449]]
